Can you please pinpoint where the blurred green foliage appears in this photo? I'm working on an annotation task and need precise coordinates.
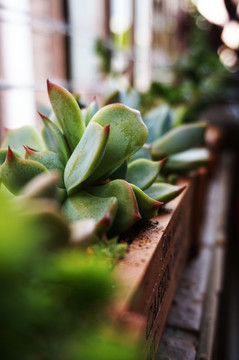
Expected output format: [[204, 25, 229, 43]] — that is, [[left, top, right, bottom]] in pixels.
[[95, 38, 112, 74], [139, 13, 235, 121], [0, 193, 142, 360]]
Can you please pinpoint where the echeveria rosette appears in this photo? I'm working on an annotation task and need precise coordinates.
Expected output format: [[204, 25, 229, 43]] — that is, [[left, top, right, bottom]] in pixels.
[[0, 80, 188, 242]]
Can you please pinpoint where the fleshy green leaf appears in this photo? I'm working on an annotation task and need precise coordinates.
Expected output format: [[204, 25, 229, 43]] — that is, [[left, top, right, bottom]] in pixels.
[[1, 147, 48, 194], [165, 148, 209, 173], [47, 80, 85, 151], [24, 146, 64, 187], [85, 98, 99, 126], [126, 158, 164, 190], [87, 179, 141, 236], [129, 144, 151, 162], [1, 126, 46, 156], [130, 183, 163, 219], [85, 104, 148, 184], [144, 182, 186, 204], [64, 122, 110, 195], [143, 105, 174, 143], [40, 112, 70, 164], [151, 123, 207, 160], [62, 191, 118, 235]]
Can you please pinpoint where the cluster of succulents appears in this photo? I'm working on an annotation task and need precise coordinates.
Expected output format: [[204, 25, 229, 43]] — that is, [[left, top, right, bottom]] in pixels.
[[0, 80, 209, 246], [0, 80, 210, 360]]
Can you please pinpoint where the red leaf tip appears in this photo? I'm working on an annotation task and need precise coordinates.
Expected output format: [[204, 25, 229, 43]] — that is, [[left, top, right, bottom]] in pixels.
[[134, 211, 141, 223], [159, 157, 167, 165], [104, 124, 110, 134], [153, 200, 164, 210], [6, 146, 15, 162], [47, 78, 53, 93], [37, 110, 44, 118], [99, 213, 111, 227], [23, 145, 36, 157], [178, 185, 187, 193]]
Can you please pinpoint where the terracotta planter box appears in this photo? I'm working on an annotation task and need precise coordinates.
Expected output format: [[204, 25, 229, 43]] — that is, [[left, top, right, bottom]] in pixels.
[[114, 177, 196, 359]]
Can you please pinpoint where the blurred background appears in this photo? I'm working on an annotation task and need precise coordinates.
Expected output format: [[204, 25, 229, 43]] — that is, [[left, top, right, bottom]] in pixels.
[[0, 0, 239, 134]]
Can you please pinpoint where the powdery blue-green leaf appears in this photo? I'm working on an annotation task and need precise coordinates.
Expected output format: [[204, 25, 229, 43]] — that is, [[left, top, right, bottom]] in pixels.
[[103, 89, 140, 109], [151, 123, 207, 160], [64, 122, 110, 195], [1, 126, 46, 156], [1, 147, 48, 194], [165, 148, 209, 173], [144, 182, 186, 204], [47, 80, 85, 151], [130, 183, 163, 219], [126, 158, 164, 190], [62, 191, 118, 235], [40, 112, 70, 165], [87, 179, 141, 236], [129, 144, 152, 162], [143, 105, 174, 143], [85, 98, 99, 126], [85, 104, 148, 184]]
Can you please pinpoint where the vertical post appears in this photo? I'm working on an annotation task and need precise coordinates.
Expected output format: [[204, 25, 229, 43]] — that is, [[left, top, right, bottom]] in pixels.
[[104, 0, 111, 39], [129, 0, 136, 86]]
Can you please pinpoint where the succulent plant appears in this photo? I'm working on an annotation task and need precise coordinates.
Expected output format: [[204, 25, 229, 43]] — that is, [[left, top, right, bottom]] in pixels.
[[0, 80, 189, 243], [128, 102, 209, 175]]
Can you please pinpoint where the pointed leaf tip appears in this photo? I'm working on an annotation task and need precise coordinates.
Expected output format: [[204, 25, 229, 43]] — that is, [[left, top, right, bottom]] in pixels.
[[99, 212, 111, 227], [134, 212, 142, 223], [104, 124, 110, 134], [179, 185, 187, 192], [7, 146, 14, 162], [160, 157, 167, 165], [154, 200, 164, 209], [37, 111, 47, 121], [23, 145, 36, 153], [46, 78, 52, 92]]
